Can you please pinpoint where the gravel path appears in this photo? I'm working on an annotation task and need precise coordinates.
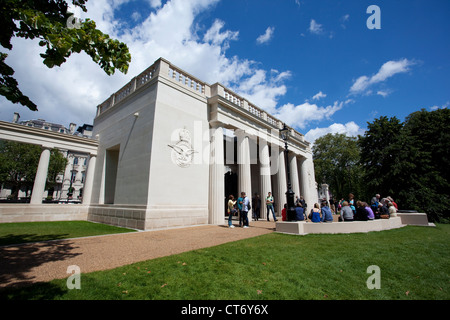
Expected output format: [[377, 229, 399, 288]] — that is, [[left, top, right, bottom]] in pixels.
[[0, 221, 275, 289]]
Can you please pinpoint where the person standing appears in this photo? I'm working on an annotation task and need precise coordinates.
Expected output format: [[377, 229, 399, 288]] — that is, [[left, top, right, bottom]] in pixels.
[[241, 192, 250, 228], [227, 195, 237, 228], [266, 192, 277, 222], [237, 193, 244, 227], [252, 193, 261, 221]]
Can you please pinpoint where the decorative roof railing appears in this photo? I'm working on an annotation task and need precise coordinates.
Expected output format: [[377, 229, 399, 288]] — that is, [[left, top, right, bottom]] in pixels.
[[95, 58, 305, 143]]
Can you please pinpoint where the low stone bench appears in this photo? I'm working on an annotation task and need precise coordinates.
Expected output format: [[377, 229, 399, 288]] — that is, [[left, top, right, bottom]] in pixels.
[[276, 212, 433, 235]]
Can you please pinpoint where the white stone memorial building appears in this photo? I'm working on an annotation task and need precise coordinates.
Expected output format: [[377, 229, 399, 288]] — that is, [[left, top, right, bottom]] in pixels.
[[0, 57, 319, 230], [88, 58, 318, 230]]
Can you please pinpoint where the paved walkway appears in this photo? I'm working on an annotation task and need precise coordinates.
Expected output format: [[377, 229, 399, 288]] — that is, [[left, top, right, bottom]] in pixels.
[[0, 220, 276, 289]]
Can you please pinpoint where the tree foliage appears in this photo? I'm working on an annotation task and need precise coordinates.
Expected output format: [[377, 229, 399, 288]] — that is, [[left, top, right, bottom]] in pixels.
[[358, 116, 404, 199], [397, 109, 450, 222], [0, 140, 68, 199], [313, 109, 449, 222], [358, 109, 450, 222], [0, 0, 131, 111], [313, 133, 363, 200]]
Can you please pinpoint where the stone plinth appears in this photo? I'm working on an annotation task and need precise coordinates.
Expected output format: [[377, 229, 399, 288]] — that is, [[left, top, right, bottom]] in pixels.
[[276, 213, 432, 235]]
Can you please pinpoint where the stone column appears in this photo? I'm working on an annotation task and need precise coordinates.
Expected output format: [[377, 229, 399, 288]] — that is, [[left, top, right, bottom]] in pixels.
[[299, 154, 318, 210], [82, 154, 97, 205], [276, 146, 287, 217], [259, 139, 271, 220], [237, 131, 252, 202], [299, 157, 309, 204], [208, 123, 225, 225], [30, 147, 51, 204], [289, 153, 300, 200]]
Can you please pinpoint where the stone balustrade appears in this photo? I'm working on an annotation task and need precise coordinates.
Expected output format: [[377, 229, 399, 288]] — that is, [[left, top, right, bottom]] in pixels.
[[168, 65, 206, 95], [95, 58, 306, 144]]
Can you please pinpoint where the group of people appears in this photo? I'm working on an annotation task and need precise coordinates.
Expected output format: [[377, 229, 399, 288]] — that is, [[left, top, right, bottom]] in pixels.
[[277, 192, 399, 223], [280, 200, 331, 223], [227, 191, 399, 227], [226, 191, 280, 228], [335, 193, 398, 222]]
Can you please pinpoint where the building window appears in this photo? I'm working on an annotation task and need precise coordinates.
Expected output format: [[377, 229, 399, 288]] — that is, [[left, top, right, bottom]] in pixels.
[[71, 171, 77, 183], [73, 157, 78, 165]]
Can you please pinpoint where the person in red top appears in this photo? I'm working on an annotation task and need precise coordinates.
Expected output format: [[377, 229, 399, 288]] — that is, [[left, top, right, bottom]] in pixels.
[[281, 204, 287, 221], [387, 196, 398, 209]]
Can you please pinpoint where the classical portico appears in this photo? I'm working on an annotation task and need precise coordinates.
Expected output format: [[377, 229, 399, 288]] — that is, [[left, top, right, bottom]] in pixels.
[[89, 58, 318, 230]]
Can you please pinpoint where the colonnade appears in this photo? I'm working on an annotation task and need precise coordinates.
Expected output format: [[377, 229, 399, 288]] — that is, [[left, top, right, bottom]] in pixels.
[[29, 146, 97, 205], [208, 122, 317, 224]]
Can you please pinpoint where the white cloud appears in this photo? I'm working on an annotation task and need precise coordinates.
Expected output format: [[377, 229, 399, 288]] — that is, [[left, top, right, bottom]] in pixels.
[[234, 69, 291, 114], [340, 14, 350, 29], [350, 58, 414, 95], [312, 91, 326, 100], [273, 101, 343, 130], [429, 101, 449, 111], [149, 0, 162, 8], [203, 19, 239, 48], [309, 19, 324, 34], [0, 0, 293, 128], [256, 26, 275, 44], [376, 90, 390, 97], [305, 121, 364, 145]]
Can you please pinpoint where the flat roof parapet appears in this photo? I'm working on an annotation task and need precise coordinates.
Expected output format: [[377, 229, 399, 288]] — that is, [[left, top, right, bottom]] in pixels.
[[95, 57, 306, 144]]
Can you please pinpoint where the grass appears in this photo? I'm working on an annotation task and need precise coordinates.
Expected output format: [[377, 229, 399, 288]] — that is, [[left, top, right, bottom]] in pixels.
[[0, 224, 449, 300], [0, 221, 136, 246]]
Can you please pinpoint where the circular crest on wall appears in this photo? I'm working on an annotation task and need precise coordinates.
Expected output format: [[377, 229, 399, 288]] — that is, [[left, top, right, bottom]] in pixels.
[[168, 128, 197, 168]]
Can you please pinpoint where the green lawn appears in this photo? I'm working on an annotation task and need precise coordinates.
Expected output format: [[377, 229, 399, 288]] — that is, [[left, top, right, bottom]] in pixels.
[[0, 223, 448, 300], [0, 221, 136, 246]]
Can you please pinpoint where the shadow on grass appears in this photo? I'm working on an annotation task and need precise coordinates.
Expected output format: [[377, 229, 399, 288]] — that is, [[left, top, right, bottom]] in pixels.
[[0, 234, 80, 292], [0, 233, 71, 247], [0, 281, 68, 300]]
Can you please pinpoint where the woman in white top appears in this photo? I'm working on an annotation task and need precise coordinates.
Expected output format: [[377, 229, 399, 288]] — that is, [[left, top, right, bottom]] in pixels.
[[388, 202, 397, 217]]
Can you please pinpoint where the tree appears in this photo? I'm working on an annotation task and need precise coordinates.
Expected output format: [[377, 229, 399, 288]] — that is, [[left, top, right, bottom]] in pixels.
[[0, 140, 68, 200], [398, 109, 450, 222], [359, 110, 450, 222], [47, 148, 68, 189], [312, 133, 363, 201], [358, 116, 404, 199], [1, 0, 131, 111], [0, 140, 41, 198]]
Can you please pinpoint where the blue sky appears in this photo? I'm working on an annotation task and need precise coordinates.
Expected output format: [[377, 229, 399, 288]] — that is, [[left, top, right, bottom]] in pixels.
[[1, 0, 449, 143]]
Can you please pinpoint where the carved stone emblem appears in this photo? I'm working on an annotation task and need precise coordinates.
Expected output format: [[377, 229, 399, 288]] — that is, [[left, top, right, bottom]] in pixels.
[[168, 129, 197, 168]]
